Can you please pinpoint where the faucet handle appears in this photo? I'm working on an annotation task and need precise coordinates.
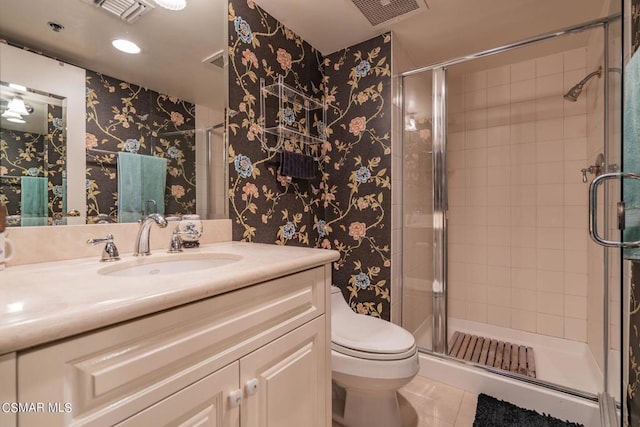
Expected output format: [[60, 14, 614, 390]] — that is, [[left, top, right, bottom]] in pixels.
[[87, 234, 120, 262], [168, 229, 184, 253]]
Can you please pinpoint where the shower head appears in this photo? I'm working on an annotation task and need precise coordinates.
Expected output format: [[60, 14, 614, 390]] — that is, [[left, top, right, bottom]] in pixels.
[[563, 66, 602, 102]]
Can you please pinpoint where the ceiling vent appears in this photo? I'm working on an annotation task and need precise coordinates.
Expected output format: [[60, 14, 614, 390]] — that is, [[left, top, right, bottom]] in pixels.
[[87, 0, 155, 24], [202, 50, 225, 69], [351, 0, 428, 27]]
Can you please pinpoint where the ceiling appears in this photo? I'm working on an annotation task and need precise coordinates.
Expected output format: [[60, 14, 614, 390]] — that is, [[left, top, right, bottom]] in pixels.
[[0, 0, 227, 110], [255, 0, 613, 72], [0, 0, 615, 113]]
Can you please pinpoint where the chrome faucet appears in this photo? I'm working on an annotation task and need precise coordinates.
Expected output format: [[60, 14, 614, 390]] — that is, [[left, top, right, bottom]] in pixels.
[[134, 213, 168, 256]]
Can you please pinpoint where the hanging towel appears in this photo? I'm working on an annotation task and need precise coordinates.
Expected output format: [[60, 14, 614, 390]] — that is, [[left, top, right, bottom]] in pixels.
[[117, 152, 167, 223], [624, 50, 640, 259], [280, 151, 315, 180], [62, 177, 67, 213], [20, 176, 48, 226]]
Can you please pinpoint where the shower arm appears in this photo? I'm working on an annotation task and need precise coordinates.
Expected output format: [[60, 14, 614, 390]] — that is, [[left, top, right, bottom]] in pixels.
[[576, 67, 603, 88]]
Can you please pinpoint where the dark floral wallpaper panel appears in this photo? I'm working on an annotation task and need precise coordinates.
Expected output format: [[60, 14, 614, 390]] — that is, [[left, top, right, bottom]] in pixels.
[[228, 0, 393, 319], [323, 35, 392, 318], [629, 1, 640, 422], [633, 0, 640, 54], [227, 0, 325, 246], [85, 70, 196, 223]]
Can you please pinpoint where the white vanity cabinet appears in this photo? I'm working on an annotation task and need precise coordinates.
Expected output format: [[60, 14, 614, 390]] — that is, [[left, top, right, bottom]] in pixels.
[[0, 353, 17, 426], [15, 265, 331, 427]]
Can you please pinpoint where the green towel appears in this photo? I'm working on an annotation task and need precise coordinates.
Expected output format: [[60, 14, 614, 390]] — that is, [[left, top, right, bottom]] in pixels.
[[117, 152, 167, 223], [21, 176, 48, 226], [624, 50, 640, 259], [62, 178, 67, 213]]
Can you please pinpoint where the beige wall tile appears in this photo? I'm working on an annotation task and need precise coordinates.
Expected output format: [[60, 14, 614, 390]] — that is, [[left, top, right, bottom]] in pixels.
[[564, 318, 587, 342], [488, 65, 510, 87], [511, 59, 536, 82], [537, 270, 564, 293], [565, 295, 588, 319], [537, 292, 564, 316], [511, 309, 537, 332], [536, 53, 564, 76], [563, 48, 586, 71], [537, 313, 564, 337], [487, 305, 511, 327]]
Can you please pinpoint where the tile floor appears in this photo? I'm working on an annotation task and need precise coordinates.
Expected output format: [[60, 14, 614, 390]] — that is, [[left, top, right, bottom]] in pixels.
[[332, 375, 478, 427]]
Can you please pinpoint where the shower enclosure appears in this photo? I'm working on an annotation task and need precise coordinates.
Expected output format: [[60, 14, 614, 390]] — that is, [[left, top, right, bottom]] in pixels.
[[399, 13, 623, 426]]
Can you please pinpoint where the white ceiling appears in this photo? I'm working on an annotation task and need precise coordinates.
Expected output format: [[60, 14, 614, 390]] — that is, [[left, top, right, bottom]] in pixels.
[[255, 0, 612, 71], [0, 0, 227, 110], [0, 0, 615, 114]]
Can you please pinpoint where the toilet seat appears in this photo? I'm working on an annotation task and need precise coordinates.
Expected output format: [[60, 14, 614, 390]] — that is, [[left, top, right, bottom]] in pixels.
[[332, 342, 417, 361], [331, 287, 416, 358]]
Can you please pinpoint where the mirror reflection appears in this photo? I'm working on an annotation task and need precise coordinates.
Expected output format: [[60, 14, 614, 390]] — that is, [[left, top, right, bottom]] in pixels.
[[0, 0, 227, 226], [0, 83, 66, 226]]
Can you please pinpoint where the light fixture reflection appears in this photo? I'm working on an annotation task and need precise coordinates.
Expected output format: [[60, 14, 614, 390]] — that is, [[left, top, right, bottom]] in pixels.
[[7, 96, 29, 116], [404, 116, 417, 131], [2, 110, 22, 119], [6, 117, 26, 124], [8, 83, 27, 92], [153, 0, 186, 10]]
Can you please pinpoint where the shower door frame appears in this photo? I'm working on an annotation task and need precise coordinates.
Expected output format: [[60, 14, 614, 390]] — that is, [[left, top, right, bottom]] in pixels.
[[400, 13, 623, 404]]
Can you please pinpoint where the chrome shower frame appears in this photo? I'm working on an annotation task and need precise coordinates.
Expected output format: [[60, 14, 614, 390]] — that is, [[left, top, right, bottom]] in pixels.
[[399, 13, 622, 410]]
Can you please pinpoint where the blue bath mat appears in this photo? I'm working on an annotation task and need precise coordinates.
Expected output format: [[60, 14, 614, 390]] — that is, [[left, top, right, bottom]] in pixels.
[[473, 394, 583, 426]]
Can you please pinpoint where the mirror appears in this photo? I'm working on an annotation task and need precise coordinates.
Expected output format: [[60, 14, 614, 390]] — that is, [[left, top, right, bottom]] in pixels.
[[0, 83, 67, 226], [0, 0, 228, 226]]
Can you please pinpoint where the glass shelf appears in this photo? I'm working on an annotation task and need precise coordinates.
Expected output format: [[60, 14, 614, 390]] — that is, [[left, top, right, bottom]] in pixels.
[[263, 125, 325, 145], [262, 81, 323, 111]]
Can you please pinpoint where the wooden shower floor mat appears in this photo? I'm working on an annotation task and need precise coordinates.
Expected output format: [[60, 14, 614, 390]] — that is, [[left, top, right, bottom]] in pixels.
[[448, 331, 536, 378]]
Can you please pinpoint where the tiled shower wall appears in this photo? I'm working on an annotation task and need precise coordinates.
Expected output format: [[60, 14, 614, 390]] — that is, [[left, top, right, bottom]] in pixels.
[[447, 47, 591, 342]]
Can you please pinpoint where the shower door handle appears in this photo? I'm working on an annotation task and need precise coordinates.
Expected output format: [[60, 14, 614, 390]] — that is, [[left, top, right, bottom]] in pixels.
[[589, 172, 640, 248]]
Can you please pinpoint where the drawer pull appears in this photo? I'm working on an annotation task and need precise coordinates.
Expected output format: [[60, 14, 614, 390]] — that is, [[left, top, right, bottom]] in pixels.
[[245, 378, 259, 396], [228, 389, 243, 408]]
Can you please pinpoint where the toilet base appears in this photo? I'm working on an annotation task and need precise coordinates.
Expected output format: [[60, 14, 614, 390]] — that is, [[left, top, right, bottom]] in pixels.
[[332, 381, 403, 427]]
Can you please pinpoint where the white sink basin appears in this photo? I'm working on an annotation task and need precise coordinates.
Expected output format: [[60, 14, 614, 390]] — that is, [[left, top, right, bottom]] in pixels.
[[98, 253, 242, 277]]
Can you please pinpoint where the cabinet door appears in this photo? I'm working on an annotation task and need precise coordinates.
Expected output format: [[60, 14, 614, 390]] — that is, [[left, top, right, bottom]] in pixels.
[[0, 353, 16, 427], [240, 316, 327, 427], [116, 362, 240, 427]]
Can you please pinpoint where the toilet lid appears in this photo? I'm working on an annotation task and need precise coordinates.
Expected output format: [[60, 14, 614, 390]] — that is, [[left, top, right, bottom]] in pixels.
[[332, 312, 416, 355], [332, 342, 417, 361]]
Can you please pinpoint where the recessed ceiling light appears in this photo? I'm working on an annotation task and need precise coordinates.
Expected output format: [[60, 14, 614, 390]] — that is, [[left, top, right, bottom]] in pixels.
[[112, 39, 141, 54], [154, 0, 186, 11]]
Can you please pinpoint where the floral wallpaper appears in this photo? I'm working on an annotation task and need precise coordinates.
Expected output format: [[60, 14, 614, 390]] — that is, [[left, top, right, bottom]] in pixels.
[[85, 70, 196, 223], [627, 5, 640, 424], [630, 263, 640, 426], [633, 0, 640, 54], [227, 0, 393, 319], [323, 35, 392, 318], [227, 0, 325, 246], [0, 104, 65, 225]]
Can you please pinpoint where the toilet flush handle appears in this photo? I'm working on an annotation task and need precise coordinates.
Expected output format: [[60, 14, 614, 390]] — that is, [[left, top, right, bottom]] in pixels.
[[245, 378, 259, 396]]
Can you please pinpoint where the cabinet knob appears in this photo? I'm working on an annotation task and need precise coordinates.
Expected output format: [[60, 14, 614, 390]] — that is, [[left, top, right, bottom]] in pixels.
[[245, 378, 259, 396], [228, 389, 243, 408]]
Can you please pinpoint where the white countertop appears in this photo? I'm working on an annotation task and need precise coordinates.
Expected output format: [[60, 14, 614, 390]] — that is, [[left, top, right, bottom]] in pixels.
[[0, 242, 339, 354]]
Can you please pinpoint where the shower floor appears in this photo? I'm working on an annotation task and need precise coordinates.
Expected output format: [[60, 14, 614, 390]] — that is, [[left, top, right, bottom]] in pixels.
[[413, 317, 609, 397], [448, 331, 536, 378]]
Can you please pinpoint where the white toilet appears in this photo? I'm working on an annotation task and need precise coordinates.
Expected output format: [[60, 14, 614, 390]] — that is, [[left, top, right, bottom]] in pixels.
[[331, 286, 419, 427]]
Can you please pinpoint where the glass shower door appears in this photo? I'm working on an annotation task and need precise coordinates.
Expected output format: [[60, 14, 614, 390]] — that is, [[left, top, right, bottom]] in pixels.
[[401, 70, 435, 351]]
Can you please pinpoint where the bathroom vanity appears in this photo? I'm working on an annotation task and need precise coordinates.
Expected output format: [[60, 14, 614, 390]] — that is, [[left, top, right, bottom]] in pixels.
[[0, 241, 338, 427]]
